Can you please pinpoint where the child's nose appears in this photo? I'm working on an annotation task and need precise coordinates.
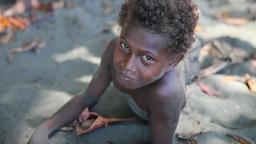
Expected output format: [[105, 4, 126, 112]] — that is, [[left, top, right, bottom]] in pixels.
[[123, 54, 137, 73]]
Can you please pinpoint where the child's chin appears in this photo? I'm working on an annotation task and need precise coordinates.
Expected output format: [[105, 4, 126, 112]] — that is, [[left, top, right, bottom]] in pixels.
[[119, 81, 140, 90], [124, 85, 138, 90]]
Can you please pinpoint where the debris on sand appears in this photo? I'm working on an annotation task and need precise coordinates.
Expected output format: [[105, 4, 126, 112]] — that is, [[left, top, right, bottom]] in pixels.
[[197, 37, 253, 79], [220, 74, 256, 94], [216, 9, 256, 26], [61, 108, 135, 135], [176, 132, 252, 144], [0, 15, 29, 44], [35, 0, 77, 13], [1, 0, 77, 44], [0, 15, 29, 31], [245, 74, 256, 94], [226, 134, 252, 144], [7, 37, 45, 63], [197, 81, 221, 97]]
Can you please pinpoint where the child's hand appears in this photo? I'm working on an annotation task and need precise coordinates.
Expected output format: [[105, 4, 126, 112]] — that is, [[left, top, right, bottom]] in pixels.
[[27, 127, 50, 144]]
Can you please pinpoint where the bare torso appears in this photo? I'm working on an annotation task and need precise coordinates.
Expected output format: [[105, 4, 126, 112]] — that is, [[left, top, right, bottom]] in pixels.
[[108, 38, 186, 115]]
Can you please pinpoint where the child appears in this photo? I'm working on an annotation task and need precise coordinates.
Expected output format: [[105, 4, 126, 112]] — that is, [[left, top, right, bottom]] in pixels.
[[27, 0, 198, 143]]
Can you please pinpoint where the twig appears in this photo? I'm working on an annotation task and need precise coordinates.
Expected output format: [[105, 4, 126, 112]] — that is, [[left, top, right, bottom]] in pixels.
[[7, 37, 45, 63]]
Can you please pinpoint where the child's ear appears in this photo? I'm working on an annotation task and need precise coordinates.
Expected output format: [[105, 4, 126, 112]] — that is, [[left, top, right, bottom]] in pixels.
[[166, 54, 184, 71], [166, 63, 175, 72]]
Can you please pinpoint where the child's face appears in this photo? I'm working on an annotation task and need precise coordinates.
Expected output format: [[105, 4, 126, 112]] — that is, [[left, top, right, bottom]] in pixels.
[[113, 24, 176, 90]]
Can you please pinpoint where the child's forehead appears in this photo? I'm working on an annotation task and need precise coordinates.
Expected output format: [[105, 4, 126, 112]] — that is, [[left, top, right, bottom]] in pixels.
[[121, 24, 168, 51]]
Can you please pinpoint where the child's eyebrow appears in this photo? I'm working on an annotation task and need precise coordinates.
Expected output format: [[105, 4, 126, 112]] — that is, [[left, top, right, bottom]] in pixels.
[[120, 36, 128, 43], [120, 36, 135, 48], [120, 36, 159, 56], [120, 36, 136, 49]]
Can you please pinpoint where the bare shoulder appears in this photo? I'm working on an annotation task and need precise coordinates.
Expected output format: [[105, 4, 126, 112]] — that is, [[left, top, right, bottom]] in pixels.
[[102, 38, 117, 61], [148, 66, 186, 143], [101, 38, 118, 66], [148, 66, 186, 113]]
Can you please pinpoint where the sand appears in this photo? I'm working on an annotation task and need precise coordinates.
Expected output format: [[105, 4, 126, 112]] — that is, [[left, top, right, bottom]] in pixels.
[[0, 0, 256, 144]]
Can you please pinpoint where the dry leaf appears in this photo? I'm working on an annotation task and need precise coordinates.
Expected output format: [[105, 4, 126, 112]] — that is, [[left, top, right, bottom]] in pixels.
[[7, 17, 29, 30], [201, 39, 250, 64], [195, 25, 204, 32], [245, 74, 256, 94], [36, 3, 54, 12], [68, 108, 135, 135], [197, 81, 221, 97], [226, 134, 252, 144], [0, 15, 28, 44], [36, 1, 77, 12], [220, 74, 256, 94], [221, 18, 250, 26], [216, 13, 252, 26], [0, 15, 9, 32], [221, 75, 245, 83], [0, 15, 29, 31], [7, 37, 45, 63]]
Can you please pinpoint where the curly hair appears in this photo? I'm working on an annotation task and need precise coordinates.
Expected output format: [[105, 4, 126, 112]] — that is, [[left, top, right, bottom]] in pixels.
[[119, 0, 198, 57]]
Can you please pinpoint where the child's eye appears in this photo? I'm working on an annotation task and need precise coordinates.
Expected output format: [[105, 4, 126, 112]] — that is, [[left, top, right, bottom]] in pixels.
[[142, 55, 153, 61], [121, 42, 129, 49]]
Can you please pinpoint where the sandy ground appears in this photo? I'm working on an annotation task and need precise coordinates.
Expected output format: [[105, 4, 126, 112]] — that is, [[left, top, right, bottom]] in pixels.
[[0, 0, 256, 144]]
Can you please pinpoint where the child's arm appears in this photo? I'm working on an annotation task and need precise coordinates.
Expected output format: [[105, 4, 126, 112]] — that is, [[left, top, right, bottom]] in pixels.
[[27, 39, 116, 144], [148, 87, 185, 144]]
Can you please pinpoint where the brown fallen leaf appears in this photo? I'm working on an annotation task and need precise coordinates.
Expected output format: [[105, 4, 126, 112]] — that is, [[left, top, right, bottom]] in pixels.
[[195, 24, 204, 32], [177, 132, 252, 144], [1, 15, 30, 44], [7, 37, 45, 63], [197, 81, 221, 97], [213, 41, 248, 63], [221, 75, 245, 83], [245, 74, 256, 94], [68, 108, 135, 135], [7, 17, 29, 30], [220, 17, 251, 26], [35, 0, 77, 12], [0, 16, 9, 33], [216, 12, 252, 26], [0, 15, 29, 31], [220, 74, 256, 94], [226, 134, 252, 144], [197, 38, 250, 80]]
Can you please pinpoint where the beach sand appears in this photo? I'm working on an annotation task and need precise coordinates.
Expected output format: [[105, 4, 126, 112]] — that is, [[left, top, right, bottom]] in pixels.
[[0, 0, 256, 143]]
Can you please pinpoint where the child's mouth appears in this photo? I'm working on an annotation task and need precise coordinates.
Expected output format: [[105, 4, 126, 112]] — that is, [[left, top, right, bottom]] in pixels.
[[121, 73, 133, 80], [118, 72, 135, 86]]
